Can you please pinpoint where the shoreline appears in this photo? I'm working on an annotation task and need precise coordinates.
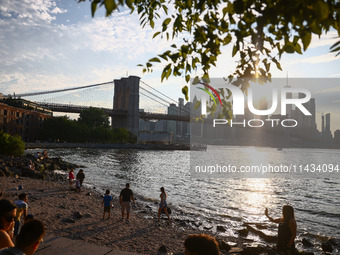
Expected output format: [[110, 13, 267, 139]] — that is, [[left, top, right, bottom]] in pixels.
[[0, 176, 246, 254], [1, 154, 339, 254], [25, 142, 340, 150], [25, 142, 197, 151], [2, 176, 338, 254]]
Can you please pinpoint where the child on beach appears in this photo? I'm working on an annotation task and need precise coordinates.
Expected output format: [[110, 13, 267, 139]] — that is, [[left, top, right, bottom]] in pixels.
[[13, 193, 28, 237], [75, 179, 81, 192], [102, 189, 113, 219], [68, 169, 75, 188]]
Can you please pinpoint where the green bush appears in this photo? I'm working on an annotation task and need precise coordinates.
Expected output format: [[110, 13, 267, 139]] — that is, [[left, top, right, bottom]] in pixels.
[[0, 130, 25, 155]]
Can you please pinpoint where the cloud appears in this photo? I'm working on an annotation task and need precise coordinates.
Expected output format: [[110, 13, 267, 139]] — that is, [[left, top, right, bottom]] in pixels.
[[290, 53, 340, 65], [313, 86, 340, 94], [0, 0, 67, 24], [308, 31, 339, 49]]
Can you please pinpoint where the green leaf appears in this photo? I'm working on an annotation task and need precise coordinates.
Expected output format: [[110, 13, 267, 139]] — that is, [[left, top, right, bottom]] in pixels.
[[185, 75, 190, 83], [182, 86, 189, 101], [150, 19, 155, 29], [294, 43, 302, 54], [232, 45, 238, 57], [330, 40, 340, 50], [301, 32, 311, 51], [272, 58, 282, 71], [192, 76, 200, 85], [149, 57, 161, 63], [125, 0, 133, 9], [165, 67, 172, 79], [105, 0, 116, 17], [283, 43, 295, 53], [313, 0, 330, 20], [153, 31, 161, 38], [163, 18, 171, 26], [91, 1, 98, 17]]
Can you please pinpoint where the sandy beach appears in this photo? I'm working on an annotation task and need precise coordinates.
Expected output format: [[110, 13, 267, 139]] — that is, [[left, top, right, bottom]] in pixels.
[[0, 176, 243, 255]]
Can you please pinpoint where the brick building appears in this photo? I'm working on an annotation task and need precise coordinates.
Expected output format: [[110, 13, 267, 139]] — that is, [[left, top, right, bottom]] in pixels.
[[0, 99, 52, 141]]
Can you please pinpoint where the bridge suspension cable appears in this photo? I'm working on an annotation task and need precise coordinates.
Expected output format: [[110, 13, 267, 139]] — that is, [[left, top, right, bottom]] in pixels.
[[139, 91, 169, 108], [140, 87, 172, 106], [140, 80, 178, 104], [140, 80, 190, 114], [15, 81, 114, 98]]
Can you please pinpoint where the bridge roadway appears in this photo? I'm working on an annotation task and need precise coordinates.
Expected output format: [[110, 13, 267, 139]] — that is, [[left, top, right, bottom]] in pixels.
[[39, 103, 190, 122]]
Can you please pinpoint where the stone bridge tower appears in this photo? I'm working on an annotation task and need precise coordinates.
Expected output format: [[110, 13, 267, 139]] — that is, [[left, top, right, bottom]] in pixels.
[[112, 76, 140, 135]]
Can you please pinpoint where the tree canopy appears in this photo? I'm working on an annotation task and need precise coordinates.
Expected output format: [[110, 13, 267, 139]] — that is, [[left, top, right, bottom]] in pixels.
[[78, 107, 110, 129], [79, 0, 340, 98]]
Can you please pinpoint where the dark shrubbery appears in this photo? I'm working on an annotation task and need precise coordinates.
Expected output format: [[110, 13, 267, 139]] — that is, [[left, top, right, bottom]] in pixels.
[[0, 130, 25, 155], [39, 113, 136, 144]]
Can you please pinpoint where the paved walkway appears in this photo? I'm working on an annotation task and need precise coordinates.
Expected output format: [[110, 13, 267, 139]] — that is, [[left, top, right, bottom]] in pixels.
[[35, 235, 140, 255]]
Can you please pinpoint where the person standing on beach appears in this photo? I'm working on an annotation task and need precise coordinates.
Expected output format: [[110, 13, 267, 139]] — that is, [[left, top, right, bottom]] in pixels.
[[13, 193, 28, 237], [0, 199, 16, 249], [76, 169, 85, 187], [75, 179, 81, 193], [119, 183, 135, 223], [68, 169, 75, 188], [184, 234, 220, 255], [102, 189, 113, 219], [0, 219, 45, 255], [158, 187, 170, 222], [265, 205, 297, 255]]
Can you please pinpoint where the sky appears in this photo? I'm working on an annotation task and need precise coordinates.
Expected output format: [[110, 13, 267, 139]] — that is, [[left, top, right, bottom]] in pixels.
[[0, 0, 339, 133]]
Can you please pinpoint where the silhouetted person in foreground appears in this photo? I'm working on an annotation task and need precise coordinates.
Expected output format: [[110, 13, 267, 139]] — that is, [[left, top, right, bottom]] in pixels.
[[184, 234, 219, 255], [0, 219, 45, 255], [265, 205, 297, 255], [0, 199, 16, 249]]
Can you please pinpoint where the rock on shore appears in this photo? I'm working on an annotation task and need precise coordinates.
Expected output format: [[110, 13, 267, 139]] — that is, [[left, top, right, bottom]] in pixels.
[[0, 154, 81, 179]]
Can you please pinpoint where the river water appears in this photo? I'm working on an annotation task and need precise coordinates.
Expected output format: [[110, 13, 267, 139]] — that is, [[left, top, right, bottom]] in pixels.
[[27, 146, 340, 252]]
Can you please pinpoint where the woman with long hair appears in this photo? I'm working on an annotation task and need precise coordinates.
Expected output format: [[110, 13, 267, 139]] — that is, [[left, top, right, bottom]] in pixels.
[[265, 205, 297, 255], [0, 199, 17, 249], [158, 187, 170, 222]]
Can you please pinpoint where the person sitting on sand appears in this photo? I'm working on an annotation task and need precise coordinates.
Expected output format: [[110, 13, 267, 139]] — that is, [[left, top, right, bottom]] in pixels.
[[158, 187, 170, 222], [0, 199, 16, 249], [42, 150, 48, 159], [184, 234, 220, 255], [76, 169, 85, 187], [119, 183, 135, 223], [28, 161, 35, 171], [0, 219, 45, 255], [68, 169, 75, 188], [102, 189, 113, 219], [34, 152, 42, 161], [13, 193, 28, 237], [265, 205, 297, 255]]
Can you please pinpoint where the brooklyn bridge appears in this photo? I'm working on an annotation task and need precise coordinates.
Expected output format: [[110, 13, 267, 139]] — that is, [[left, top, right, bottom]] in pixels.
[[2, 76, 190, 136]]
